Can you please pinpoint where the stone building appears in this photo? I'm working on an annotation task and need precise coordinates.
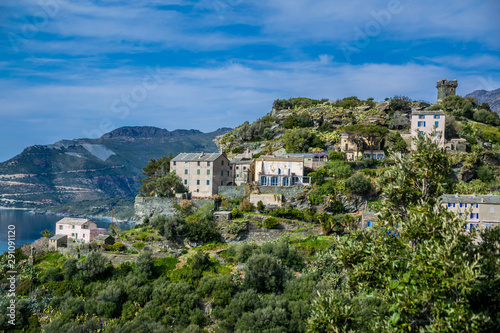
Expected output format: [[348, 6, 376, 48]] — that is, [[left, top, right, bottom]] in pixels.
[[171, 153, 232, 198], [410, 110, 446, 149], [441, 194, 500, 230], [49, 234, 67, 251], [254, 155, 310, 186], [230, 157, 255, 186], [285, 153, 329, 171], [445, 138, 467, 154], [94, 234, 115, 246], [437, 78, 458, 102], [55, 217, 106, 243], [340, 133, 385, 161]]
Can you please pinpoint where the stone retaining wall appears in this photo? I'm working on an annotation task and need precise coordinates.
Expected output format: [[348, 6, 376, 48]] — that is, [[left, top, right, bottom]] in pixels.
[[134, 196, 215, 221], [219, 185, 308, 202]]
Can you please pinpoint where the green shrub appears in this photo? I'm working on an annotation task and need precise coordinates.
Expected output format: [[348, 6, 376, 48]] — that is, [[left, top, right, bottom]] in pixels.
[[345, 173, 372, 196], [238, 199, 253, 212], [256, 200, 264, 213], [231, 207, 240, 218], [263, 217, 279, 229], [110, 242, 126, 252], [477, 165, 494, 183], [244, 254, 285, 292], [132, 242, 146, 250]]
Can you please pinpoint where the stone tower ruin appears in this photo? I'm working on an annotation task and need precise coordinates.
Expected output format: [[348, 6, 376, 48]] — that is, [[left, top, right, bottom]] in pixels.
[[436, 78, 458, 102]]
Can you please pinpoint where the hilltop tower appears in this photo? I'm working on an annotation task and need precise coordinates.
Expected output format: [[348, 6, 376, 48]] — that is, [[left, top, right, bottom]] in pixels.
[[436, 78, 458, 102]]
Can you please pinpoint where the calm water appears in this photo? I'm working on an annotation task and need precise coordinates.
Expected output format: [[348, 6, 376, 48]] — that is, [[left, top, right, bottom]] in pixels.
[[0, 209, 135, 253]]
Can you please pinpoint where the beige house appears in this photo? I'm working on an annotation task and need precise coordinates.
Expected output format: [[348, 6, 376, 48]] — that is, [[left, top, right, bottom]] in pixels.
[[410, 110, 446, 149], [441, 194, 500, 230], [254, 156, 310, 186], [230, 157, 254, 186], [171, 153, 232, 198]]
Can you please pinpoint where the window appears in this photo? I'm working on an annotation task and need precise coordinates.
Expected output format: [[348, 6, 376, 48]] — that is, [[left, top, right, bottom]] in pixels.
[[283, 177, 290, 186], [221, 181, 223, 185], [418, 115, 425, 119], [237, 174, 240, 177], [243, 166, 247, 170], [221, 160, 224, 165], [460, 203, 463, 207], [196, 189, 199, 192], [197, 169, 200, 175], [485, 223, 490, 229], [420, 131, 424, 135], [271, 176, 279, 186], [452, 203, 456, 207], [206, 180, 210, 185], [207, 162, 210, 166], [447, 203, 451, 207], [184, 169, 188, 174], [207, 170, 210, 175], [434, 121, 439, 127], [184, 179, 187, 185], [465, 203, 467, 208], [59, 225, 63, 230], [459, 213, 463, 216], [173, 161, 176, 166], [491, 207, 495, 213], [367, 221, 372, 228], [71, 233, 74, 237], [261, 176, 267, 186], [221, 170, 224, 176], [418, 121, 426, 127], [197, 180, 200, 185], [434, 115, 440, 119], [475, 204, 478, 208], [72, 225, 75, 229], [197, 161, 200, 166], [236, 166, 239, 170]]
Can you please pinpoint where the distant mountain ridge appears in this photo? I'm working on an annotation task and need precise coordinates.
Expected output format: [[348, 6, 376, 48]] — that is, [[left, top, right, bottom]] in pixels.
[[466, 88, 500, 114], [0, 126, 231, 208]]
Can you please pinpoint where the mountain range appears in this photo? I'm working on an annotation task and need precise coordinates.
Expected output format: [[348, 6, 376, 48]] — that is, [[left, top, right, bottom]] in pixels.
[[466, 88, 500, 114], [0, 126, 230, 208]]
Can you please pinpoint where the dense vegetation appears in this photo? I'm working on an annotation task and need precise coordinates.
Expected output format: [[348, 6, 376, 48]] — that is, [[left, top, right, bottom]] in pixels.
[[3, 136, 499, 332]]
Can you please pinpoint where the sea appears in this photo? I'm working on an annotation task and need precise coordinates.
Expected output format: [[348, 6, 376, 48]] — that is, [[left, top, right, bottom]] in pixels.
[[0, 209, 135, 254]]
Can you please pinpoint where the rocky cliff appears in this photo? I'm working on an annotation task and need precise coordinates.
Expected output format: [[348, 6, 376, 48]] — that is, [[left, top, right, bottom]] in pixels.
[[466, 88, 500, 115]]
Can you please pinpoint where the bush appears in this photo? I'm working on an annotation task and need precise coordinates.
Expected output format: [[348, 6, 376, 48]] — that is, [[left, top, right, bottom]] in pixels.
[[238, 199, 253, 212], [328, 151, 346, 161], [197, 275, 236, 306], [132, 242, 146, 250], [136, 251, 155, 278], [345, 173, 372, 196], [263, 217, 279, 229], [244, 254, 285, 292], [256, 200, 264, 213], [110, 242, 126, 252], [329, 160, 353, 179], [477, 165, 494, 183], [184, 221, 221, 244], [76, 251, 108, 281], [231, 207, 240, 218]]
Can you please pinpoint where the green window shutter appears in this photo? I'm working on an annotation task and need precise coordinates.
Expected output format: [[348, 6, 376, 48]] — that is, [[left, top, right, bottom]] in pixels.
[[184, 169, 188, 174], [207, 169, 210, 175]]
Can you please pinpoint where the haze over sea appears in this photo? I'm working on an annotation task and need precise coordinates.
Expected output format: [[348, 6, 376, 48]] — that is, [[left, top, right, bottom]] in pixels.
[[0, 209, 133, 253]]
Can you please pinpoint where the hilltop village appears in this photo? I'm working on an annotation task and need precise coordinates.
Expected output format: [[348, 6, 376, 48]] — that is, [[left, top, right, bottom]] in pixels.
[[3, 80, 500, 332]]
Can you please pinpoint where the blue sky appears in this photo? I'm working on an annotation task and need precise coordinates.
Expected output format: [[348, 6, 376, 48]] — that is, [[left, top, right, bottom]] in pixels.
[[0, 0, 499, 162]]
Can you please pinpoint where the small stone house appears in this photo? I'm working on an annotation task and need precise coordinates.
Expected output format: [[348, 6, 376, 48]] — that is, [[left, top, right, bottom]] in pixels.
[[94, 234, 115, 246], [214, 211, 232, 222], [361, 212, 379, 230], [49, 234, 67, 251], [445, 138, 467, 154]]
